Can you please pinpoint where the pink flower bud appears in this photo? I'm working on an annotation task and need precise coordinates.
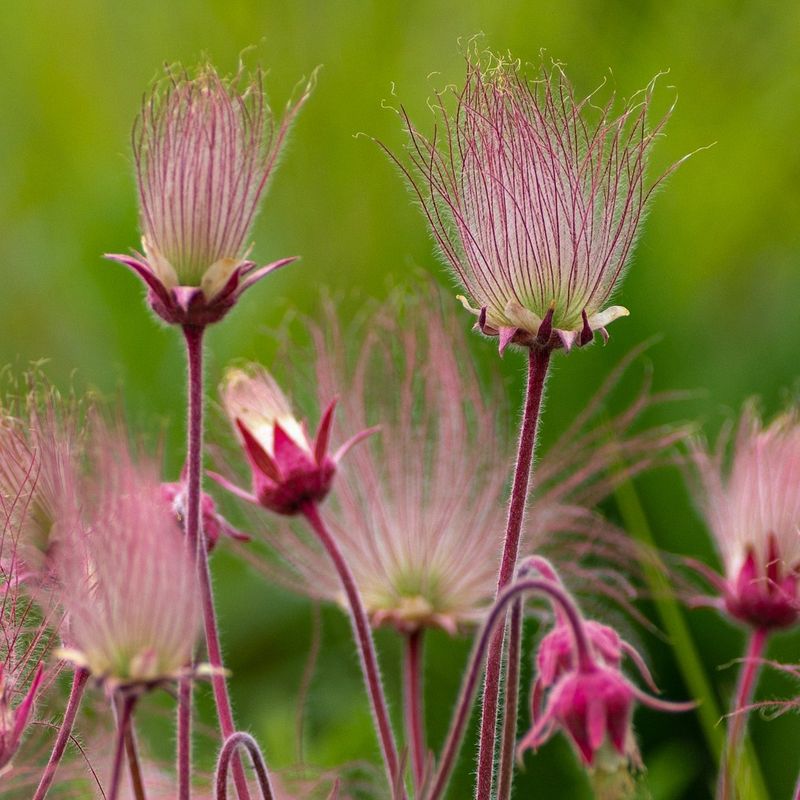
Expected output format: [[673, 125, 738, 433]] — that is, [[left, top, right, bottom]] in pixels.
[[692, 405, 800, 631], [161, 481, 249, 552], [217, 365, 373, 516]]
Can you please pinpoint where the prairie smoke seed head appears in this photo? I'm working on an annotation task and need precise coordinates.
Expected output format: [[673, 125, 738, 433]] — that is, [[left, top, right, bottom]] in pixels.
[[107, 61, 312, 326], [218, 365, 371, 516], [55, 429, 201, 692], [692, 404, 800, 630], [392, 53, 677, 354]]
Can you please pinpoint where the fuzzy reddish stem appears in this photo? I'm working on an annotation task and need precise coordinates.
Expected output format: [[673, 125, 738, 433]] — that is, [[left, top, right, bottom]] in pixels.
[[183, 325, 250, 800], [33, 668, 89, 800], [404, 629, 427, 791], [108, 695, 136, 800], [300, 501, 403, 796], [497, 601, 522, 800], [719, 627, 768, 800], [177, 676, 192, 800], [124, 719, 147, 800], [476, 346, 551, 800], [426, 577, 587, 800], [215, 732, 274, 800]]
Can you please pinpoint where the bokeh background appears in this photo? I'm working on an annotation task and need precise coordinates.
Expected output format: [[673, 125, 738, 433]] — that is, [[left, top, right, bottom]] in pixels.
[[1, 1, 799, 797]]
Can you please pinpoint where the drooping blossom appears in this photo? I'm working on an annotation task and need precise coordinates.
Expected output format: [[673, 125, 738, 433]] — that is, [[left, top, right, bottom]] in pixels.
[[55, 425, 201, 692], [690, 404, 800, 630], [107, 61, 313, 327], [215, 365, 373, 516], [233, 296, 687, 634], [517, 570, 693, 777], [390, 52, 678, 353]]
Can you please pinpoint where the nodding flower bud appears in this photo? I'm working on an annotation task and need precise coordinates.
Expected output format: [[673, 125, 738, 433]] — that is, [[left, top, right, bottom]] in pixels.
[[215, 365, 374, 516], [518, 572, 693, 773], [106, 61, 313, 327], [161, 480, 249, 552], [392, 51, 679, 355], [691, 404, 800, 631], [0, 661, 45, 772]]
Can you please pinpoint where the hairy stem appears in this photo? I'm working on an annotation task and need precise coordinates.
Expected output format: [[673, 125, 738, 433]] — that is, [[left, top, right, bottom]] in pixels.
[[124, 717, 147, 800], [183, 324, 250, 800], [177, 676, 192, 800], [496, 600, 522, 800], [718, 627, 768, 800], [33, 668, 89, 800], [404, 629, 427, 791], [301, 500, 403, 796], [427, 577, 587, 800], [108, 695, 136, 800], [216, 732, 274, 800], [476, 346, 551, 800]]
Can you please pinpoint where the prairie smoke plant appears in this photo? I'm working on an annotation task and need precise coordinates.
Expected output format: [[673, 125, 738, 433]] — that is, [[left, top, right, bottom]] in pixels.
[[107, 61, 312, 327], [391, 53, 676, 354], [691, 404, 800, 631], [55, 429, 200, 692]]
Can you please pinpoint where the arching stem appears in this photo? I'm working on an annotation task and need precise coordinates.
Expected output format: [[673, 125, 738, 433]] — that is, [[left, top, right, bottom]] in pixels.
[[404, 629, 427, 791]]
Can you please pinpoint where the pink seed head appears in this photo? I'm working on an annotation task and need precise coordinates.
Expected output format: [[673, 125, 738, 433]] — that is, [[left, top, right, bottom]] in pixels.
[[220, 365, 346, 516], [692, 404, 800, 630], [55, 426, 201, 691], [392, 51, 678, 354], [106, 61, 312, 326]]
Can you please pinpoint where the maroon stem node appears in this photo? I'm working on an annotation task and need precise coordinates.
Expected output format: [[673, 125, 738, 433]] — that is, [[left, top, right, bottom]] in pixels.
[[183, 324, 250, 800], [719, 627, 768, 800], [426, 576, 587, 800], [300, 500, 403, 796], [476, 346, 551, 800], [33, 668, 89, 800], [404, 629, 427, 791]]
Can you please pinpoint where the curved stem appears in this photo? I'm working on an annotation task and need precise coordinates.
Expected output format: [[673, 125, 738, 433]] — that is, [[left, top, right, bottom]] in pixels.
[[496, 600, 522, 800], [108, 695, 136, 800], [33, 668, 89, 800], [718, 627, 768, 800], [124, 717, 147, 800], [215, 731, 274, 800], [301, 501, 403, 796], [404, 629, 426, 791], [427, 577, 586, 800], [476, 346, 551, 800], [183, 324, 250, 800], [177, 676, 192, 800]]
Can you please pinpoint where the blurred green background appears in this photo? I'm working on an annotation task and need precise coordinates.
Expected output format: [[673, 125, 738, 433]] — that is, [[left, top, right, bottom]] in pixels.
[[1, 0, 799, 797]]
